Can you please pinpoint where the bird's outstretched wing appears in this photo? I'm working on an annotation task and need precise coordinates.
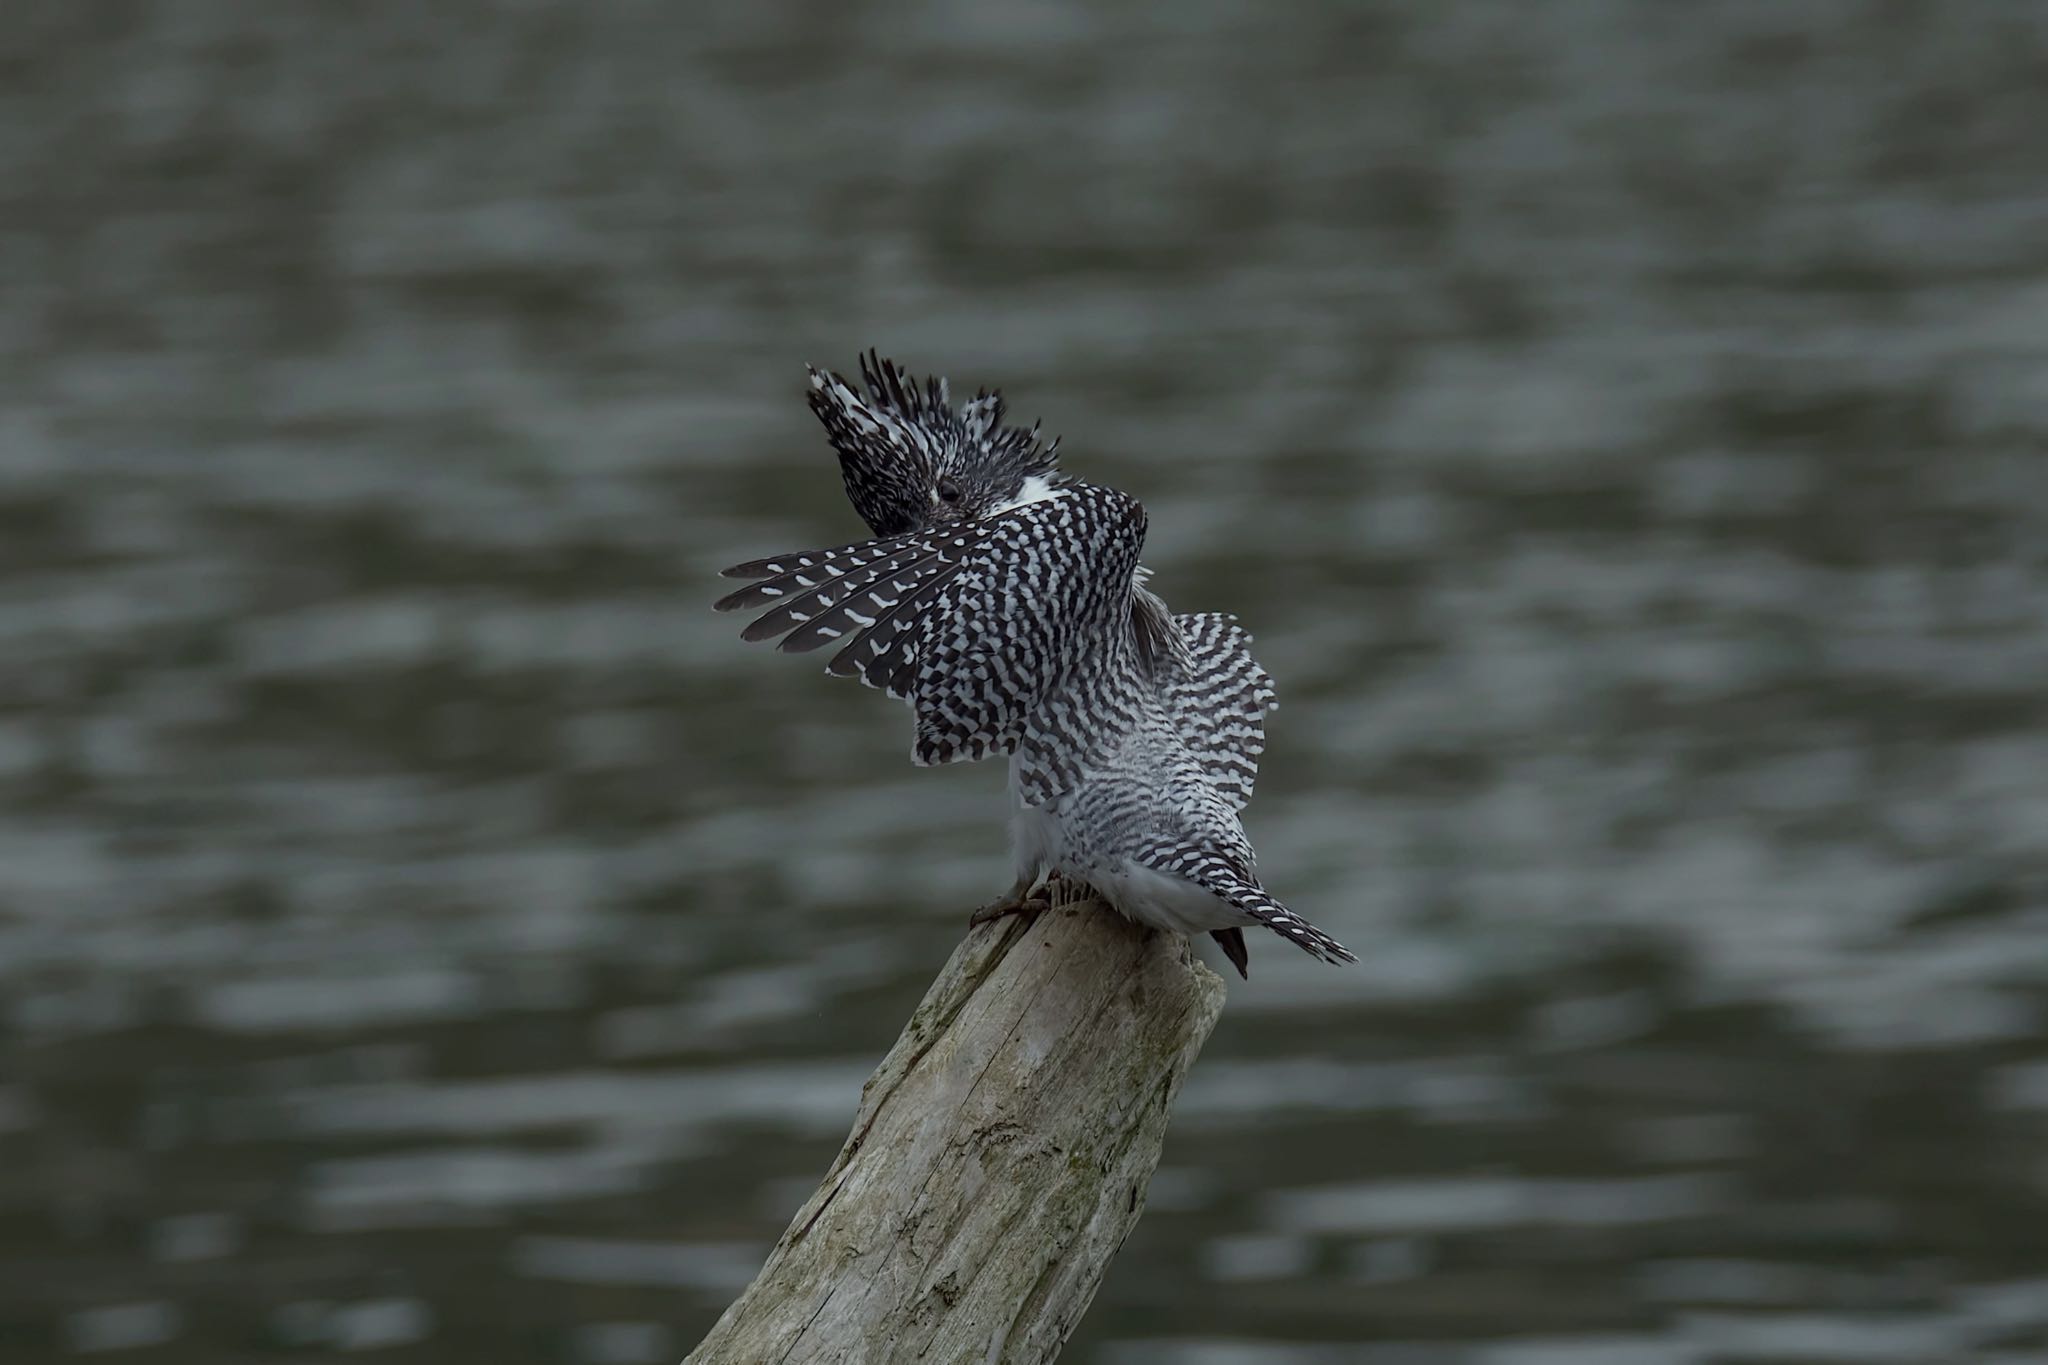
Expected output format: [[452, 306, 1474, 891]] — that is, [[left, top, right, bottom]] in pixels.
[[716, 481, 1146, 767], [1168, 613, 1276, 813]]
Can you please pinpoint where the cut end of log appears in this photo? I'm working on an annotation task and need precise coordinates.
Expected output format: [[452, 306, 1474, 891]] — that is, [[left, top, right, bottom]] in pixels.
[[686, 904, 1226, 1365]]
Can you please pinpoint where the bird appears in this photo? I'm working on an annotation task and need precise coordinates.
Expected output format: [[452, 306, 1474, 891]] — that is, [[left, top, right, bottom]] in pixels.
[[806, 354, 1299, 975], [714, 353, 1355, 977]]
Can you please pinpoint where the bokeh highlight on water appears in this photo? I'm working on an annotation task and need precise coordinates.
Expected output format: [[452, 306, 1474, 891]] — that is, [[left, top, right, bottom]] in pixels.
[[4, 3, 2048, 1362]]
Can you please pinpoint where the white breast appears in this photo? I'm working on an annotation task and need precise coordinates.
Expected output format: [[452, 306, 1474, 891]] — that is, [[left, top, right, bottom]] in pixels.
[[1095, 859, 1240, 935]]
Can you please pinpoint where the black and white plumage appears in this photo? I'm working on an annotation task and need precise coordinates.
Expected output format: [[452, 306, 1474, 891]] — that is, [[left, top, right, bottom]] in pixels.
[[807, 351, 1060, 538], [1165, 610, 1277, 814], [717, 356, 1354, 976], [719, 480, 1144, 768]]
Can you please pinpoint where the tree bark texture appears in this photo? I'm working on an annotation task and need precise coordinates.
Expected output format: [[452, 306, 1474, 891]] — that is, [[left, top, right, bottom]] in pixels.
[[684, 902, 1228, 1365]]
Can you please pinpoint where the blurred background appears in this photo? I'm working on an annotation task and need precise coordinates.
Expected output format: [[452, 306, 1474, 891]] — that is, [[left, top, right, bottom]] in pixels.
[[6, 2, 2048, 1362]]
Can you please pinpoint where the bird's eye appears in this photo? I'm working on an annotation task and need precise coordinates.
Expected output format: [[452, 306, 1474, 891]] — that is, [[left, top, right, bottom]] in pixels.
[[936, 478, 963, 505]]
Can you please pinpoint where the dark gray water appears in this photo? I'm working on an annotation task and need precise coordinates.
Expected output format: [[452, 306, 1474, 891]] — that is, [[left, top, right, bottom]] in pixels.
[[5, 3, 2048, 1361]]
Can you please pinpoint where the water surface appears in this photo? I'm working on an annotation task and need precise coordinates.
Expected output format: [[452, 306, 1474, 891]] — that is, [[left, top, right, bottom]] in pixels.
[[3, 3, 2047, 1361]]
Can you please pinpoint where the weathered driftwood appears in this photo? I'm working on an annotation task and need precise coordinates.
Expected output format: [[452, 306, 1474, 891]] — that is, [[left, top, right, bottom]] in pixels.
[[684, 902, 1228, 1365]]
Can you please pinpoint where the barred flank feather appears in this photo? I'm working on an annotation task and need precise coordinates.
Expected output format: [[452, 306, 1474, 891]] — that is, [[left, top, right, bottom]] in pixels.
[[1169, 613, 1277, 813]]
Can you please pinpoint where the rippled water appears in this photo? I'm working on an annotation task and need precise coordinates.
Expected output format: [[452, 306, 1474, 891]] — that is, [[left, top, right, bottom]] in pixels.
[[5, 3, 2048, 1362]]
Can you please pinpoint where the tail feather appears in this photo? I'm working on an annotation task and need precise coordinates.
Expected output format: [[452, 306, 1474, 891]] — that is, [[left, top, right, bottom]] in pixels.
[[1222, 881, 1356, 966], [1140, 841, 1356, 966], [1210, 928, 1250, 979]]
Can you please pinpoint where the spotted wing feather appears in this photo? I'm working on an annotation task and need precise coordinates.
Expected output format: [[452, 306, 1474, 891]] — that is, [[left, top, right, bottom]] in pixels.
[[718, 542, 935, 643], [774, 552, 949, 653], [824, 561, 952, 693], [716, 539, 909, 597]]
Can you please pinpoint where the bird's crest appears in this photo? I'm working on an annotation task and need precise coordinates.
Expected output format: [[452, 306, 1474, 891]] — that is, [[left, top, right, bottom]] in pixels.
[[807, 351, 1061, 536]]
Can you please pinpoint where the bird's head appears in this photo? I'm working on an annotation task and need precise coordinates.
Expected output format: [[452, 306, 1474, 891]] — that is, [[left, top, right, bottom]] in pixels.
[[807, 352, 1062, 535]]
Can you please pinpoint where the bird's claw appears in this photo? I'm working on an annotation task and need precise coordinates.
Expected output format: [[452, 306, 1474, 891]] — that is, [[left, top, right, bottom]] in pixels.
[[968, 894, 1051, 928]]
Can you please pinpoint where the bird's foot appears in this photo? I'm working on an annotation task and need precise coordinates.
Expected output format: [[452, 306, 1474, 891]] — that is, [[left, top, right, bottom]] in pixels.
[[968, 892, 1050, 928], [1039, 873, 1100, 908]]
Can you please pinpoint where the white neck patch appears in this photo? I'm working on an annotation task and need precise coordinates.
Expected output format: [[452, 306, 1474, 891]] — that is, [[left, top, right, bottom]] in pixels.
[[990, 474, 1060, 515]]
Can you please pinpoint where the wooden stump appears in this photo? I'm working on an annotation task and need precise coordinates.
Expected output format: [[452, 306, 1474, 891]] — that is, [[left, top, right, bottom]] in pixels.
[[684, 903, 1228, 1364]]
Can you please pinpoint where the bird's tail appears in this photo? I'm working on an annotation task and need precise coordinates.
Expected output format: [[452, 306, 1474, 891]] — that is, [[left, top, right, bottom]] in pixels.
[[1210, 928, 1250, 979], [1217, 878, 1356, 966], [1142, 842, 1357, 966]]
